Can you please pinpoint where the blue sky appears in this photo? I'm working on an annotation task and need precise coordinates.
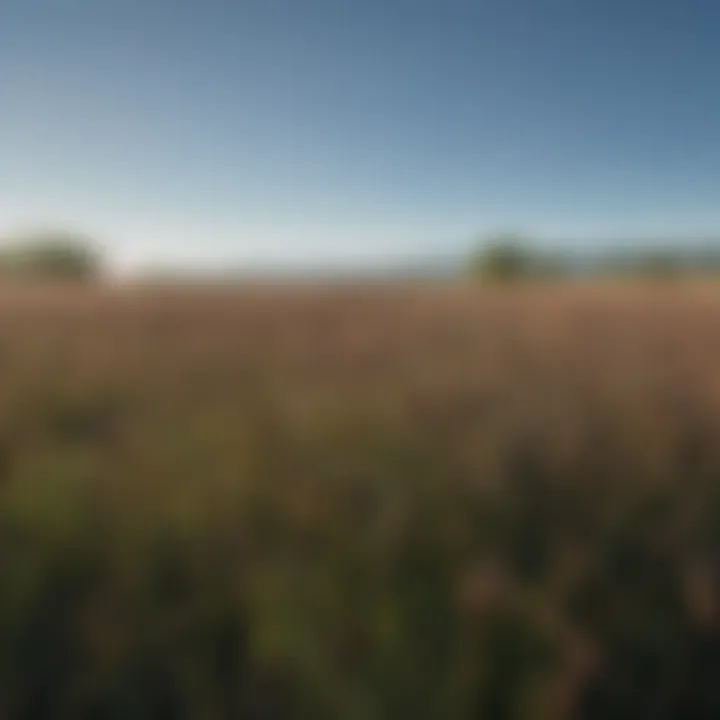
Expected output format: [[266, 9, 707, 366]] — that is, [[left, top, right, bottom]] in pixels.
[[3, 0, 720, 270]]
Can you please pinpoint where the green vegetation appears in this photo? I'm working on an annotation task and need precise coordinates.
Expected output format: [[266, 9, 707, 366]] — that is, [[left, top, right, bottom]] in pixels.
[[468, 234, 720, 282], [0, 284, 719, 718], [469, 233, 536, 281], [0, 231, 103, 281]]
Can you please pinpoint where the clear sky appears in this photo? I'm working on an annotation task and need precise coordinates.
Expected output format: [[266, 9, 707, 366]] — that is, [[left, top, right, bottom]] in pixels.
[[3, 0, 720, 270]]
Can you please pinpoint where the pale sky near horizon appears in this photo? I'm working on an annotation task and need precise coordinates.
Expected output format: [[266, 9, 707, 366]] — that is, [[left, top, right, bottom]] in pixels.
[[3, 0, 720, 270]]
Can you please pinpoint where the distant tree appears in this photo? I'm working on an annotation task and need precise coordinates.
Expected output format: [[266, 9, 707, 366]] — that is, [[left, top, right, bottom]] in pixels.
[[0, 231, 103, 281], [469, 233, 539, 282], [594, 247, 683, 280], [633, 249, 683, 279]]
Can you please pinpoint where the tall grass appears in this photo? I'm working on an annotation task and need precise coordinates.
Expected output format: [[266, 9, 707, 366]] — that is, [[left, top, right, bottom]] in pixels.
[[0, 282, 719, 718]]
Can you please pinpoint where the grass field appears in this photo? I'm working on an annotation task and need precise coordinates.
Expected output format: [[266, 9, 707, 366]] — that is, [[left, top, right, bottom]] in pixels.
[[2, 281, 720, 718]]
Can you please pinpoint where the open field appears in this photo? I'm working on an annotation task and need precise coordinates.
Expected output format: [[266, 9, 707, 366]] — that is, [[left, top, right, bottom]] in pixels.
[[2, 281, 720, 718]]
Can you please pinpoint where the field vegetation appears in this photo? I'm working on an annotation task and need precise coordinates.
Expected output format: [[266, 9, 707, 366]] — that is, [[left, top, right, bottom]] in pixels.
[[1, 281, 720, 718]]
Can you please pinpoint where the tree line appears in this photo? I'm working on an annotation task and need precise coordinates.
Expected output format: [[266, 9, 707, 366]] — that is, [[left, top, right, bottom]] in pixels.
[[469, 233, 720, 281], [4, 227, 720, 284]]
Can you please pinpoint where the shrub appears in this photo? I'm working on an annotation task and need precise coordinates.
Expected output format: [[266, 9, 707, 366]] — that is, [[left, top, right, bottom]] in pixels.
[[0, 231, 103, 281], [469, 235, 532, 281]]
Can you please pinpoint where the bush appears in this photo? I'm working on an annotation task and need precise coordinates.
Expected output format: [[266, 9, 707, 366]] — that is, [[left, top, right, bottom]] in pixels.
[[469, 234, 561, 282], [0, 232, 103, 281], [469, 236, 532, 282]]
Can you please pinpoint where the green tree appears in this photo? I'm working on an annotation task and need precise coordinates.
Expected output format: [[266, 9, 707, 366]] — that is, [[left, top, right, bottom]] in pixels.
[[469, 234, 535, 282], [0, 231, 103, 281]]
